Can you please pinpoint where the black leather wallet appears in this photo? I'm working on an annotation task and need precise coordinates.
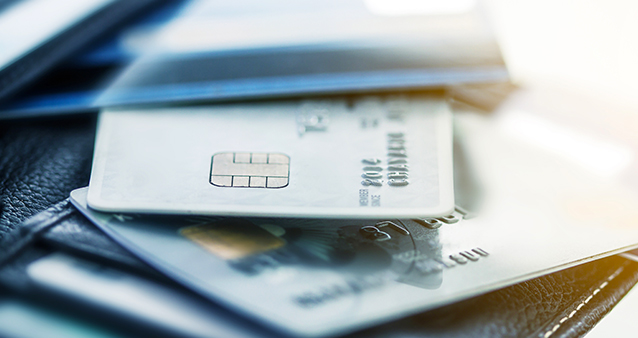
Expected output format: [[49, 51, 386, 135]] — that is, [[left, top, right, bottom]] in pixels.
[[1, 114, 637, 338]]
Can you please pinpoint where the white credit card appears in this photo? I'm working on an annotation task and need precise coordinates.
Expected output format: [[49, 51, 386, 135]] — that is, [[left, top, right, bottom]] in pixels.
[[72, 111, 638, 337], [87, 97, 454, 218]]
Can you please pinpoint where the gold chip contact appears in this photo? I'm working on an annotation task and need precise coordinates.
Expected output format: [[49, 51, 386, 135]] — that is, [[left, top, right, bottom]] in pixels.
[[210, 152, 290, 188]]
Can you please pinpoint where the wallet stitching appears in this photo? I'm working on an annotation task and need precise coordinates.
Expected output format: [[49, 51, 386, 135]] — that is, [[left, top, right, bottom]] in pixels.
[[541, 263, 627, 338]]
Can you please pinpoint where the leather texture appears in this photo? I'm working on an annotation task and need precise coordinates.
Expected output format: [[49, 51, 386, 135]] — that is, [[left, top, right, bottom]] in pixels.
[[1, 114, 638, 337], [0, 115, 96, 238]]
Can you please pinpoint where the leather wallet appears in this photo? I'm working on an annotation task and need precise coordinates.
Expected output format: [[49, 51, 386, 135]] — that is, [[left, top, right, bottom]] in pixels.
[[1, 113, 638, 338]]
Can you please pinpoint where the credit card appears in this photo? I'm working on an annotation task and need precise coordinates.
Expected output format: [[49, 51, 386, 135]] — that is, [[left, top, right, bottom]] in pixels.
[[87, 97, 454, 218], [95, 0, 508, 107], [72, 111, 638, 337]]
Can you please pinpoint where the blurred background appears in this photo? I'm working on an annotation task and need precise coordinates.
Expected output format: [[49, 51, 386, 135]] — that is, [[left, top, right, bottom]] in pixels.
[[487, 0, 638, 109], [486, 1, 638, 334], [490, 0, 638, 203]]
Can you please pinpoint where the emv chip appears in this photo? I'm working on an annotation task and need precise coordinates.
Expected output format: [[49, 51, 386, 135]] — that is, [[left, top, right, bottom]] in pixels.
[[210, 152, 289, 188]]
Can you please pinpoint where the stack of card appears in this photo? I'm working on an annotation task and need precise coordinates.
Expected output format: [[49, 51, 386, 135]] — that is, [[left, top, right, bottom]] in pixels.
[[17, 0, 636, 337], [67, 93, 638, 337]]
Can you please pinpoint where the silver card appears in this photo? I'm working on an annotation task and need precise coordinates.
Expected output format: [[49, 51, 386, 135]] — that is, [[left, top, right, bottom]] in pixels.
[[72, 112, 638, 337], [87, 97, 454, 218]]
